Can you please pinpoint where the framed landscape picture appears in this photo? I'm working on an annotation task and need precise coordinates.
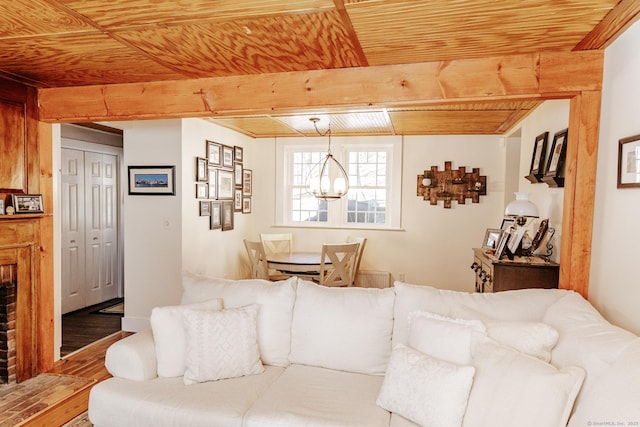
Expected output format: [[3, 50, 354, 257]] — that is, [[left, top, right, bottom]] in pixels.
[[128, 165, 176, 196]]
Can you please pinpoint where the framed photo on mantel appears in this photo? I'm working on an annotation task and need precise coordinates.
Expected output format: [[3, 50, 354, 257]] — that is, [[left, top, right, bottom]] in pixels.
[[542, 129, 568, 188]]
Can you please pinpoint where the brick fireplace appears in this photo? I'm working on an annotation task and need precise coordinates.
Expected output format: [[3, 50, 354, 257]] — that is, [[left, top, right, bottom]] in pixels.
[[0, 265, 17, 384]]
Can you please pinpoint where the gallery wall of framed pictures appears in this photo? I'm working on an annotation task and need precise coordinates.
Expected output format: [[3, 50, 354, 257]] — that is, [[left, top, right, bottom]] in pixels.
[[196, 140, 252, 231]]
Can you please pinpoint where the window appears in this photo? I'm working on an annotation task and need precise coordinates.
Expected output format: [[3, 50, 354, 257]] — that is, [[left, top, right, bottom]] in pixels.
[[276, 136, 402, 229]]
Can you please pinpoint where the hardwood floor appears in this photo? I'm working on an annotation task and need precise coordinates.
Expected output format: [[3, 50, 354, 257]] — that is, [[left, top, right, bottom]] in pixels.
[[61, 299, 124, 357]]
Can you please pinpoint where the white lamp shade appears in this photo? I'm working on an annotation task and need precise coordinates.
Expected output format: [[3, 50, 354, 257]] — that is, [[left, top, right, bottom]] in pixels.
[[505, 192, 539, 218]]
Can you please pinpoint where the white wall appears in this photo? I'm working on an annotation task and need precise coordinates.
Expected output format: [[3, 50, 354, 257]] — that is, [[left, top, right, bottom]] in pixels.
[[590, 19, 640, 335], [252, 134, 505, 291], [510, 100, 570, 263]]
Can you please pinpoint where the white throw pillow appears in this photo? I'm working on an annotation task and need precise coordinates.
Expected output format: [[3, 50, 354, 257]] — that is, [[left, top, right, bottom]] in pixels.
[[150, 298, 223, 378], [451, 304, 559, 362], [377, 344, 475, 427], [182, 304, 264, 385], [463, 334, 585, 427], [290, 279, 396, 375], [181, 274, 297, 367], [408, 311, 486, 365]]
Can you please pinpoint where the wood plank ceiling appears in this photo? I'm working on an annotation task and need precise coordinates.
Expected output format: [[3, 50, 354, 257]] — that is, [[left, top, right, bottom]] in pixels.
[[1, 0, 636, 136]]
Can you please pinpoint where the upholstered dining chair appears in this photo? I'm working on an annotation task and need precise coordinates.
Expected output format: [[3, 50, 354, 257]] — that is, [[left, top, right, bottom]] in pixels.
[[244, 240, 290, 281], [318, 242, 360, 287], [347, 236, 367, 286], [260, 233, 293, 255]]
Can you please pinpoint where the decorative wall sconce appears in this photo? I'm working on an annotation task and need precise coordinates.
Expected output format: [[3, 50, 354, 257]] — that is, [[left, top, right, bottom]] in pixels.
[[416, 161, 487, 208]]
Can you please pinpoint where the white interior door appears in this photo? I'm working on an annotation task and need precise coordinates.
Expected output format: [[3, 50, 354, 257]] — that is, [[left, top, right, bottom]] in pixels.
[[61, 148, 86, 314], [101, 153, 118, 302]]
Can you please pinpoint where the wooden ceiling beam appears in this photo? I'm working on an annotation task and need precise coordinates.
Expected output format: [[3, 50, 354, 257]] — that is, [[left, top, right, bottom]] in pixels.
[[575, 0, 640, 50], [38, 50, 603, 123]]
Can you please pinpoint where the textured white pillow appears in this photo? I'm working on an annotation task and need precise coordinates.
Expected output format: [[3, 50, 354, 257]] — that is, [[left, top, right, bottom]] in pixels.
[[181, 274, 297, 367], [408, 311, 486, 365], [182, 304, 264, 385], [463, 334, 585, 427], [150, 298, 223, 377], [290, 279, 395, 375], [377, 344, 475, 427], [451, 304, 559, 362]]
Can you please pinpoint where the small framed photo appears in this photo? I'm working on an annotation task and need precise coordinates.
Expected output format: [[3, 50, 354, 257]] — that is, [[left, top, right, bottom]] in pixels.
[[234, 163, 243, 187], [207, 140, 222, 166], [196, 157, 208, 182], [12, 194, 44, 213], [221, 200, 234, 231], [495, 231, 511, 260], [128, 166, 176, 196], [242, 197, 252, 214], [242, 169, 253, 196], [482, 228, 502, 250], [234, 189, 243, 212], [208, 165, 217, 199], [617, 134, 640, 188], [199, 201, 211, 216], [210, 201, 222, 230], [222, 145, 235, 169], [500, 218, 515, 232], [234, 146, 244, 163], [525, 132, 548, 183], [543, 128, 568, 187], [217, 169, 234, 199], [196, 183, 208, 199], [0, 199, 4, 215]]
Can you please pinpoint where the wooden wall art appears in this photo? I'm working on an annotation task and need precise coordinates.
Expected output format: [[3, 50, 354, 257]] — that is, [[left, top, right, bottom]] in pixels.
[[416, 161, 487, 209]]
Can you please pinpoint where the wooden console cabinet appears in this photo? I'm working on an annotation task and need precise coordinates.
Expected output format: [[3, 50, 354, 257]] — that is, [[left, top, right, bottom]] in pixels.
[[471, 248, 559, 293]]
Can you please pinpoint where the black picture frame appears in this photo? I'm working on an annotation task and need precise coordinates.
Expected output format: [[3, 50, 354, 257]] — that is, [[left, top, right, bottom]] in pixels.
[[196, 157, 208, 182], [525, 132, 549, 183], [221, 200, 234, 231], [543, 128, 568, 187], [11, 194, 44, 213], [207, 140, 222, 166], [617, 134, 640, 188], [128, 166, 176, 196], [234, 146, 244, 163], [222, 145, 235, 169], [234, 163, 243, 187]]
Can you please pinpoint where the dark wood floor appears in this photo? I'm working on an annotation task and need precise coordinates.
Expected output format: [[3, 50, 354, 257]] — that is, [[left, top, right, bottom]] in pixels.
[[61, 299, 124, 357]]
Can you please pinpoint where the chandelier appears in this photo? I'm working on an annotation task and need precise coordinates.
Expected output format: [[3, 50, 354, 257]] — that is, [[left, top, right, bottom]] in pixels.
[[306, 117, 350, 201]]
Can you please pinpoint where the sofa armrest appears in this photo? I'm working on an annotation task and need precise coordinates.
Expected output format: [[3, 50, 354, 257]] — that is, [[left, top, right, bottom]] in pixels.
[[105, 328, 158, 381]]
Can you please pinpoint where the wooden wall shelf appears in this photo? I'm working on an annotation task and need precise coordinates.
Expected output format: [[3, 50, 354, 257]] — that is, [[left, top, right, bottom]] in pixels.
[[417, 161, 486, 208]]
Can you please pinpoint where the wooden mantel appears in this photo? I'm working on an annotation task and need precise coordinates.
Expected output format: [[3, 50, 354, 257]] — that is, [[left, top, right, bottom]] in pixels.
[[37, 50, 603, 298]]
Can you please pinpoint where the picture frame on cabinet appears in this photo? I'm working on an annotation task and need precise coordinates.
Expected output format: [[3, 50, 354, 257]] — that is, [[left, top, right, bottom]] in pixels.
[[221, 200, 234, 231], [494, 230, 511, 260], [617, 133, 640, 188], [500, 218, 515, 232], [482, 228, 503, 250], [210, 201, 222, 230], [0, 199, 4, 215], [525, 132, 549, 183], [543, 129, 568, 187], [11, 194, 43, 213], [128, 166, 176, 196], [207, 141, 222, 166]]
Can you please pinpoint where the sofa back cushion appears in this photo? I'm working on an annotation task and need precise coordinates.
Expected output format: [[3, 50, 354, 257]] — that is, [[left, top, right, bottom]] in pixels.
[[392, 281, 567, 348], [181, 274, 297, 367], [290, 280, 395, 375]]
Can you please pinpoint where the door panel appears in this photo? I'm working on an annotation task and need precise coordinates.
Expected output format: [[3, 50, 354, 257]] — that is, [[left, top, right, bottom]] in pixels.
[[85, 152, 104, 306], [101, 154, 118, 301]]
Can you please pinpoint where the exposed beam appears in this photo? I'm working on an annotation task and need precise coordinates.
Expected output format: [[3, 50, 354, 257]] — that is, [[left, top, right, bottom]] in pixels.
[[575, 0, 640, 50], [38, 51, 603, 123]]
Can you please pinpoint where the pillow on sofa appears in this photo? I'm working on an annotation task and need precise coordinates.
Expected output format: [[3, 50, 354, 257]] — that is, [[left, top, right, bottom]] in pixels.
[[181, 274, 297, 367], [408, 311, 486, 365], [451, 304, 559, 362], [182, 304, 264, 385], [150, 298, 223, 378], [377, 344, 475, 427], [463, 334, 585, 427], [290, 279, 395, 375]]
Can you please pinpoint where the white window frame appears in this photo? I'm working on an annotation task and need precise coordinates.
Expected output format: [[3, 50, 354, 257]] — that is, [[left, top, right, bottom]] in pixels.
[[275, 136, 402, 229]]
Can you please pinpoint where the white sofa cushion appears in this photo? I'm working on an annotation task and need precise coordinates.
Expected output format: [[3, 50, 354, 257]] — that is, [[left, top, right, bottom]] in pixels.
[[463, 334, 585, 427], [244, 364, 390, 427], [451, 304, 559, 362], [408, 311, 486, 365], [88, 366, 285, 427], [377, 344, 474, 427], [183, 305, 264, 385], [150, 298, 223, 378], [289, 280, 395, 375], [105, 328, 158, 381], [181, 274, 297, 367], [392, 281, 567, 348]]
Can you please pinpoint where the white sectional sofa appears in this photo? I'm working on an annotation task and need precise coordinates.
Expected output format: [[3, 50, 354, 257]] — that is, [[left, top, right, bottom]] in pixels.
[[88, 275, 640, 427]]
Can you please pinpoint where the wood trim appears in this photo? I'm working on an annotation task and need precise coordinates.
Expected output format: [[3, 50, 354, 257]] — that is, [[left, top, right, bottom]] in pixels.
[[575, 0, 640, 50], [37, 51, 604, 122], [558, 91, 602, 297]]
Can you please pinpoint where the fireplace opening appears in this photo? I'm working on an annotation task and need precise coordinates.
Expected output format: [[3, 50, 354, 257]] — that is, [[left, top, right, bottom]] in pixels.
[[0, 264, 17, 385]]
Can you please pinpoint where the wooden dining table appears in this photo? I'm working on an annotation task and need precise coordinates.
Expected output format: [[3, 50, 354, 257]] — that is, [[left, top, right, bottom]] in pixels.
[[266, 252, 330, 273]]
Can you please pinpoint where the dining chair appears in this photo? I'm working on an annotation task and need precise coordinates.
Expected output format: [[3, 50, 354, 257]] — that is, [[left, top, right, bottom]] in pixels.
[[347, 236, 367, 286], [260, 233, 293, 255], [244, 240, 290, 281], [318, 242, 360, 287]]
